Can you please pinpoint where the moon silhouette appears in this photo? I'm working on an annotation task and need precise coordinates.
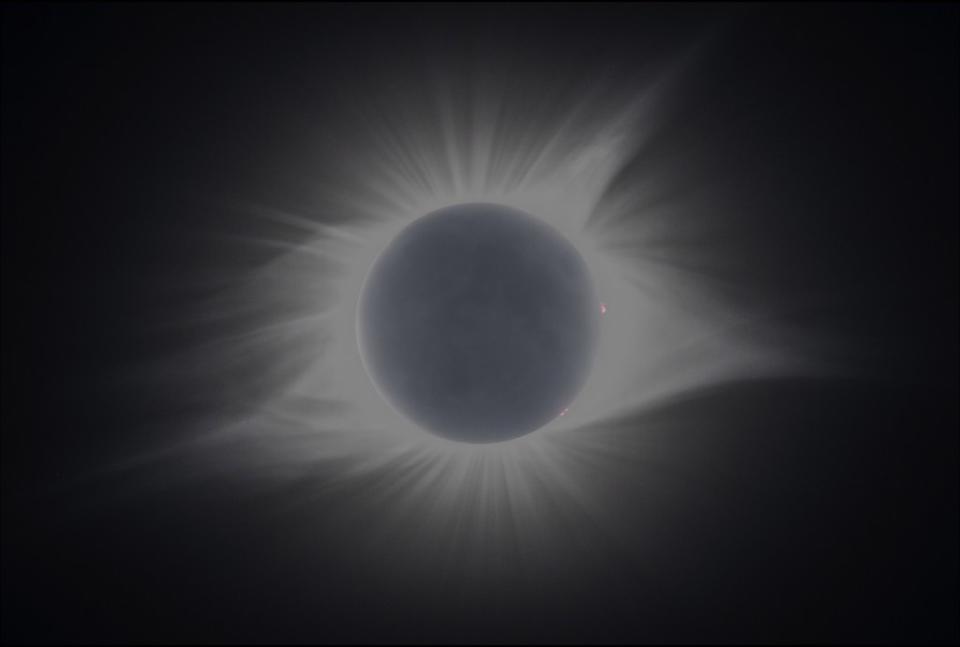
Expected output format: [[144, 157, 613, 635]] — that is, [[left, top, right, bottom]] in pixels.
[[357, 203, 600, 443]]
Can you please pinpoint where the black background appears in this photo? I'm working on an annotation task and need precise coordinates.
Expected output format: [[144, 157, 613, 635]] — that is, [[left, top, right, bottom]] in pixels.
[[2, 3, 958, 644]]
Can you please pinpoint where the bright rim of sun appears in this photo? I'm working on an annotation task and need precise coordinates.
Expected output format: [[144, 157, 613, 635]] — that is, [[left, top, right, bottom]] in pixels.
[[122, 48, 822, 582]]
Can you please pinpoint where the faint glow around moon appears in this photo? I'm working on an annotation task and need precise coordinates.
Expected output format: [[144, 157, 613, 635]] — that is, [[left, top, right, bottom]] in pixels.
[[117, 43, 829, 584]]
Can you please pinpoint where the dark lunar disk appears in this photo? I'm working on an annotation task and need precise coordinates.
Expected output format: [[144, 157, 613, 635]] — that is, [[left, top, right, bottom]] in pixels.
[[357, 203, 599, 443]]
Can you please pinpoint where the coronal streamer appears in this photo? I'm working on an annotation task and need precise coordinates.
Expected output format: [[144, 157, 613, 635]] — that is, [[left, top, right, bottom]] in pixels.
[[121, 43, 824, 585]]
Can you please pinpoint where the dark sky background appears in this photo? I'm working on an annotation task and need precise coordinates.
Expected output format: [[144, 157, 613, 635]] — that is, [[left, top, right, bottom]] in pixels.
[[2, 3, 958, 644]]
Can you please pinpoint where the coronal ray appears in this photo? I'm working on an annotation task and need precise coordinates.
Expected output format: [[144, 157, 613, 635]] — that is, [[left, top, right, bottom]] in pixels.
[[111, 39, 831, 585]]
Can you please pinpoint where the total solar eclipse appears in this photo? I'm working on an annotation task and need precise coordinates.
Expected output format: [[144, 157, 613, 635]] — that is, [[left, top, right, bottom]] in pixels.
[[357, 203, 600, 443]]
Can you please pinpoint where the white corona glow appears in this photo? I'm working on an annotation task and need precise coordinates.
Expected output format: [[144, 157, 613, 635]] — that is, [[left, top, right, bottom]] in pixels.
[[115, 47, 830, 584]]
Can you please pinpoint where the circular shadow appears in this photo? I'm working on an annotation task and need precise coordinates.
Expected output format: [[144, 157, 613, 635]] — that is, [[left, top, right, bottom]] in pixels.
[[358, 203, 599, 443]]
